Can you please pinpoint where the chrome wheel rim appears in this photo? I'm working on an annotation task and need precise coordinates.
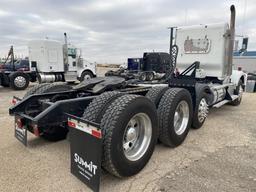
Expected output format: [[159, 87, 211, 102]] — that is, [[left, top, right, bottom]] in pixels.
[[198, 98, 208, 123], [238, 85, 243, 101], [14, 76, 26, 88], [174, 100, 189, 135], [148, 73, 154, 81], [123, 113, 152, 161], [140, 74, 146, 81]]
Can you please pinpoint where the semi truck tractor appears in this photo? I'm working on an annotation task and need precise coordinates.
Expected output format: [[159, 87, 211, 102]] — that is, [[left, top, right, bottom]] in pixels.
[[0, 46, 37, 90], [9, 5, 246, 191], [28, 33, 96, 84], [1, 34, 96, 90]]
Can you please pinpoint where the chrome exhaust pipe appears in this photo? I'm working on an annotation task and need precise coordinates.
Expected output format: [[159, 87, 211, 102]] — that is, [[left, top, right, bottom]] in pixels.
[[227, 5, 236, 76]]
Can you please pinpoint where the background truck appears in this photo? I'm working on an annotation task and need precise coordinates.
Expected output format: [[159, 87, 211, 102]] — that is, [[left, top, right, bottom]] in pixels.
[[9, 5, 246, 191], [28, 33, 96, 84], [0, 46, 37, 90], [105, 52, 174, 81]]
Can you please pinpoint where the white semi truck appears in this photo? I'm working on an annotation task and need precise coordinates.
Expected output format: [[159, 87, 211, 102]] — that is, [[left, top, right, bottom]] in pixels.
[[28, 33, 96, 83], [10, 5, 246, 191]]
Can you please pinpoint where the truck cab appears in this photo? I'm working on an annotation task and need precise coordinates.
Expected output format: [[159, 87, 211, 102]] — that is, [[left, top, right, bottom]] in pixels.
[[173, 19, 246, 107], [28, 39, 96, 83]]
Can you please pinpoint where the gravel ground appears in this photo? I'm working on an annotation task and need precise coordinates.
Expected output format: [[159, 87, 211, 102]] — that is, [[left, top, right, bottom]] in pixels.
[[0, 82, 256, 192]]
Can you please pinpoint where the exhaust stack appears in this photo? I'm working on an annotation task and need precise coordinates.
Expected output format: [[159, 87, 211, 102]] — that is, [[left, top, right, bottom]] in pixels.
[[63, 32, 68, 71], [227, 5, 236, 76]]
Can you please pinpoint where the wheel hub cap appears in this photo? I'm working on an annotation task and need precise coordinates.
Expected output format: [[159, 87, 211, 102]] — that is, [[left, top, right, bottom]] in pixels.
[[84, 75, 91, 80], [126, 127, 137, 141], [14, 76, 26, 88]]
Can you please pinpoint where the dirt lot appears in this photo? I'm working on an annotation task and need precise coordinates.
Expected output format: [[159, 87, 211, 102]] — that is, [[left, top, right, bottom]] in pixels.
[[0, 82, 256, 191]]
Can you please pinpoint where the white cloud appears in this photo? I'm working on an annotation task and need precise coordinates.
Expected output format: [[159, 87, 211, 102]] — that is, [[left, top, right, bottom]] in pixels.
[[0, 0, 256, 63], [0, 9, 11, 17]]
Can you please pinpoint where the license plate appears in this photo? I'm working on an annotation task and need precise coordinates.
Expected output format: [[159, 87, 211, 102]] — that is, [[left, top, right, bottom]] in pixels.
[[14, 116, 27, 146]]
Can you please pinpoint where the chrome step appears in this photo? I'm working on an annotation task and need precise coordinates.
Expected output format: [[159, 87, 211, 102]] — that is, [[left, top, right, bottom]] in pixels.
[[213, 100, 230, 108], [231, 95, 239, 100]]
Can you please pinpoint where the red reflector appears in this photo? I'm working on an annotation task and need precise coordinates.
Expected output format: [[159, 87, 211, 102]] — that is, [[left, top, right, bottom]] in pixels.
[[92, 129, 102, 139], [68, 121, 76, 128], [32, 124, 40, 137], [16, 118, 23, 129], [12, 98, 17, 105]]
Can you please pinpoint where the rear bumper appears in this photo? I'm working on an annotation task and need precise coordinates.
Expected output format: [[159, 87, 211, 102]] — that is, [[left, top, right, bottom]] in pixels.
[[9, 94, 95, 135]]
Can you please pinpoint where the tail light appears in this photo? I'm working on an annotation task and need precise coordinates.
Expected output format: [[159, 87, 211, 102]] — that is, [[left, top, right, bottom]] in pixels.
[[12, 98, 17, 105], [32, 124, 40, 137], [16, 118, 23, 129], [68, 120, 76, 128]]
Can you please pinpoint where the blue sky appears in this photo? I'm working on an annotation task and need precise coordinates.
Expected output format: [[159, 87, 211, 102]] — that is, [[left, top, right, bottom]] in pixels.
[[0, 0, 254, 63]]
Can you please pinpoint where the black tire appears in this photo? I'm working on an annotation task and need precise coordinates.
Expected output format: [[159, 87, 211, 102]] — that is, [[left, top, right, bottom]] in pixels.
[[146, 72, 154, 81], [101, 95, 158, 177], [36, 82, 72, 94], [146, 86, 169, 107], [0, 74, 10, 87], [139, 72, 146, 81], [41, 126, 69, 142], [158, 88, 192, 147], [23, 83, 50, 98], [80, 70, 93, 82], [1, 79, 9, 87], [1, 82, 9, 87], [83, 91, 123, 123], [9, 72, 29, 90], [191, 92, 209, 129], [36, 83, 72, 141], [230, 80, 243, 106]]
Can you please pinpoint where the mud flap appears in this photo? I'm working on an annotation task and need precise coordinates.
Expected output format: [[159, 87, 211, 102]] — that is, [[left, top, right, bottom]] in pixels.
[[68, 114, 102, 192]]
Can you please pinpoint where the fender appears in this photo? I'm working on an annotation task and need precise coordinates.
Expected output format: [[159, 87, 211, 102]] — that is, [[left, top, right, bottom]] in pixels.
[[194, 83, 213, 107], [77, 60, 96, 78], [230, 70, 247, 87]]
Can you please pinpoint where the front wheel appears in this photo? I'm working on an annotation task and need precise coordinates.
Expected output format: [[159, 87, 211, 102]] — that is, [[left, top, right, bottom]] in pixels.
[[80, 71, 93, 82], [192, 92, 209, 129], [101, 95, 158, 177], [230, 80, 243, 106]]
